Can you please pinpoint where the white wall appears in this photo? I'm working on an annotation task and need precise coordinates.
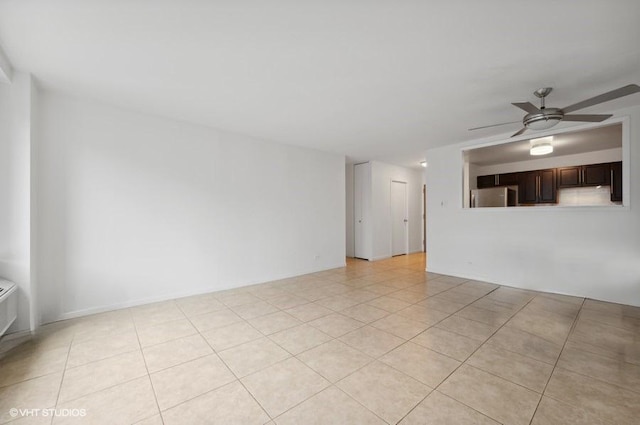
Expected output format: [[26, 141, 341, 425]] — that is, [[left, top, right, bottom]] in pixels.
[[36, 92, 346, 323], [426, 108, 640, 307], [370, 161, 423, 260], [0, 72, 34, 331]]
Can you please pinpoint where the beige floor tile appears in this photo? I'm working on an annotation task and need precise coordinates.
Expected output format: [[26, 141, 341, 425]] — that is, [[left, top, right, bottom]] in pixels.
[[0, 373, 62, 423], [545, 368, 640, 425], [366, 296, 411, 312], [242, 357, 329, 417], [340, 304, 389, 323], [54, 376, 158, 425], [0, 346, 68, 387], [486, 287, 536, 305], [188, 308, 243, 333], [269, 324, 332, 355], [161, 380, 269, 425], [400, 391, 499, 425], [284, 303, 333, 322], [308, 313, 364, 338], [563, 339, 640, 367], [131, 301, 186, 329], [579, 308, 640, 332], [456, 305, 512, 327], [467, 344, 553, 392], [418, 297, 467, 314], [136, 318, 197, 348], [231, 301, 279, 320], [439, 365, 540, 425], [486, 326, 563, 365], [371, 314, 428, 339], [175, 293, 226, 317], [218, 337, 290, 377], [528, 296, 582, 319], [339, 326, 404, 358], [569, 318, 640, 362], [67, 330, 140, 368], [5, 413, 55, 425], [557, 345, 640, 392], [316, 295, 361, 312], [337, 361, 431, 424], [386, 288, 429, 303], [380, 342, 460, 388], [267, 294, 309, 310], [201, 321, 263, 352], [432, 275, 468, 285], [411, 327, 482, 361], [297, 340, 372, 382], [395, 304, 449, 326], [248, 311, 301, 335], [59, 350, 147, 402], [363, 283, 398, 295], [218, 292, 262, 308], [275, 386, 385, 425], [436, 289, 482, 305], [342, 289, 378, 304], [531, 396, 610, 425], [142, 334, 212, 373], [436, 316, 497, 342], [0, 328, 73, 360], [133, 415, 164, 425], [150, 354, 236, 410], [507, 308, 573, 345], [582, 299, 640, 318]]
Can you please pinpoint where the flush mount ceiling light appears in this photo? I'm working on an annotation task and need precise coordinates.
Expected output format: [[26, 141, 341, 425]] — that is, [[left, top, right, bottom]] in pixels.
[[530, 136, 554, 156], [420, 161, 427, 167]]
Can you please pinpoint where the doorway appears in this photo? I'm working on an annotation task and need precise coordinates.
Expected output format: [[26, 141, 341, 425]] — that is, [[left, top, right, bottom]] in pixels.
[[391, 180, 408, 256]]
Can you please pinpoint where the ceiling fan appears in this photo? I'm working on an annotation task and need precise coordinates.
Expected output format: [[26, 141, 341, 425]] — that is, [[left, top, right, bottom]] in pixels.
[[469, 84, 640, 137]]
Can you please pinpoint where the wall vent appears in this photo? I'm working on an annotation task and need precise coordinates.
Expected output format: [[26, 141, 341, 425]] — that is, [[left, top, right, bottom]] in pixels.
[[0, 280, 17, 338]]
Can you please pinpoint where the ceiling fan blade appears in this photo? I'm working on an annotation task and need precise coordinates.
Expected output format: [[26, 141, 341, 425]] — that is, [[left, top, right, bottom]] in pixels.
[[512, 102, 540, 114], [562, 84, 640, 113], [563, 114, 613, 122], [468, 120, 521, 131], [511, 127, 527, 137]]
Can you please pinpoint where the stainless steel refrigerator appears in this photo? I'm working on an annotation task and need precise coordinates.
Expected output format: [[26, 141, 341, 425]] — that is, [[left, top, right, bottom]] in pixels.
[[470, 187, 517, 208]]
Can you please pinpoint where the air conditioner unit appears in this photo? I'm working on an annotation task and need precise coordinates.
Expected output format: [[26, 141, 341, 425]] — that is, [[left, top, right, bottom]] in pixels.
[[0, 280, 17, 338]]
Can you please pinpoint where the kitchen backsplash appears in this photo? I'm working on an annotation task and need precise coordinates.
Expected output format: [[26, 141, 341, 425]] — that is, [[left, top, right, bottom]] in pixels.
[[558, 186, 619, 206]]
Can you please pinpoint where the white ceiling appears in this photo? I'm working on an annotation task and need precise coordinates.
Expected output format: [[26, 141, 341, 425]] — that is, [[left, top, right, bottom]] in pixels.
[[1, 1, 639, 168], [466, 123, 622, 166]]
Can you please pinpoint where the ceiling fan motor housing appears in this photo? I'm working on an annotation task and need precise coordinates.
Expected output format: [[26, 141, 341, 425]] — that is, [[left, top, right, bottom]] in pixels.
[[523, 107, 564, 130]]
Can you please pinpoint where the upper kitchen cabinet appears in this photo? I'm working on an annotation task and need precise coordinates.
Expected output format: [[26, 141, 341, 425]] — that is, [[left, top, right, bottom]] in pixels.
[[558, 163, 611, 188], [519, 169, 556, 204], [463, 121, 625, 208]]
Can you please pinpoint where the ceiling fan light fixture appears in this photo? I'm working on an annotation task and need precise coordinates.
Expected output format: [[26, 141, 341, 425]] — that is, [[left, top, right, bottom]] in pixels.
[[530, 136, 554, 156], [523, 108, 564, 131]]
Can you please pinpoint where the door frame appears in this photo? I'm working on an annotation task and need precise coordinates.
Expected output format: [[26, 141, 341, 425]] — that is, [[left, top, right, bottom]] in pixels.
[[390, 180, 408, 256]]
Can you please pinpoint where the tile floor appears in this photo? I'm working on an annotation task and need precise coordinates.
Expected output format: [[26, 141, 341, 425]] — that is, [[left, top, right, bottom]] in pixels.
[[1, 253, 639, 424]]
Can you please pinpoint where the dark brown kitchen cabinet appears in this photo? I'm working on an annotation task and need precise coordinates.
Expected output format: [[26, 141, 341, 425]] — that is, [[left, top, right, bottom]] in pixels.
[[477, 175, 497, 189], [557, 166, 581, 188], [583, 163, 611, 186], [610, 161, 622, 202], [557, 163, 611, 188], [498, 172, 520, 186], [519, 169, 557, 204]]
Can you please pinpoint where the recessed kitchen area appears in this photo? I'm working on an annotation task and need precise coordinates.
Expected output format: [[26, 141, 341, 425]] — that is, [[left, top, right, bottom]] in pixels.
[[463, 122, 625, 208]]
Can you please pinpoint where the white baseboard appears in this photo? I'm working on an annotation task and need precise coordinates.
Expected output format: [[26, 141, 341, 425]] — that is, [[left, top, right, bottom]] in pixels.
[[43, 261, 347, 325]]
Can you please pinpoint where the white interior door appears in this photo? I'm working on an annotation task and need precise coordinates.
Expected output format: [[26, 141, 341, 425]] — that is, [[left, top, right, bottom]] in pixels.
[[354, 163, 367, 259], [391, 181, 408, 256]]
